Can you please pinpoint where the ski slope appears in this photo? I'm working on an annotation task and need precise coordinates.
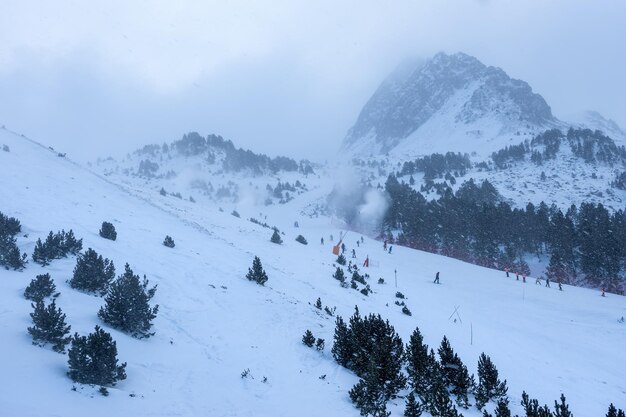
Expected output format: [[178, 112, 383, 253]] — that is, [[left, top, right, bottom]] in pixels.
[[1, 127, 625, 416]]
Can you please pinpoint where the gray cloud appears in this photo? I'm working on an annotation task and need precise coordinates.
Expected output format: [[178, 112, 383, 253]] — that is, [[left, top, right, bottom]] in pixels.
[[1, 1, 624, 162]]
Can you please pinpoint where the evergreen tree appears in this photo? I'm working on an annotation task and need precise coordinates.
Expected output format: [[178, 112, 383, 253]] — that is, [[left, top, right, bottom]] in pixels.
[[520, 391, 552, 417], [61, 229, 83, 255], [24, 273, 56, 302], [0, 227, 27, 271], [98, 264, 159, 339], [245, 256, 268, 285], [302, 330, 315, 347], [99, 221, 117, 241], [315, 338, 325, 351], [494, 398, 511, 417], [438, 336, 457, 384], [69, 248, 115, 295], [607, 404, 626, 417], [333, 267, 346, 283], [28, 300, 71, 353], [427, 359, 460, 417], [451, 358, 473, 408], [32, 238, 50, 266], [349, 362, 391, 417], [553, 394, 572, 417], [67, 326, 127, 386], [295, 235, 308, 245], [475, 353, 508, 409], [270, 229, 283, 244], [406, 327, 432, 401], [163, 235, 175, 248], [331, 315, 353, 367], [404, 392, 423, 417], [337, 254, 347, 265], [314, 297, 322, 309]]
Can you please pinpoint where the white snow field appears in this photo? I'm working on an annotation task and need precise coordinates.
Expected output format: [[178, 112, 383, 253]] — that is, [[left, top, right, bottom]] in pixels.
[[1, 127, 625, 416]]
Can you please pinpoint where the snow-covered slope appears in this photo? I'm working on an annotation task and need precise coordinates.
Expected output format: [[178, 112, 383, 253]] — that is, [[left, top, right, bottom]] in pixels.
[[567, 110, 626, 145], [342, 52, 563, 159], [1, 127, 625, 416]]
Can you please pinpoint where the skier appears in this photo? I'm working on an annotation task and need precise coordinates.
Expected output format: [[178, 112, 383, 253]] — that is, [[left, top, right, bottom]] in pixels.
[[330, 234, 333, 242], [545, 277, 550, 288], [558, 280, 563, 291], [388, 245, 393, 254], [434, 271, 440, 284], [516, 272, 519, 281], [361, 236, 364, 244], [522, 273, 526, 283], [321, 237, 324, 245], [341, 243, 346, 254], [505, 268, 510, 278], [351, 248, 356, 259], [601, 287, 605, 297], [363, 256, 369, 268], [536, 276, 542, 285], [383, 240, 388, 251], [356, 240, 360, 248]]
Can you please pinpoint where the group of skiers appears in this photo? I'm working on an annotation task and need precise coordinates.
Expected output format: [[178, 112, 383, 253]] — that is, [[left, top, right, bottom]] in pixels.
[[505, 268, 563, 291]]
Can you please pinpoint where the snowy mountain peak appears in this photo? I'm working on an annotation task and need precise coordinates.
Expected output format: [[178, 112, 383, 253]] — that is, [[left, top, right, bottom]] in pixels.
[[342, 52, 558, 158]]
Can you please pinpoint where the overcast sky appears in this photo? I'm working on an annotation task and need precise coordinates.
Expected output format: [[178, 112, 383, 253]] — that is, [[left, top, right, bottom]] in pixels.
[[1, 1, 624, 162]]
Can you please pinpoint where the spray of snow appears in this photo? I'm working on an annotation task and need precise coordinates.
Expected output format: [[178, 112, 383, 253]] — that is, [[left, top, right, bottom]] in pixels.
[[356, 188, 389, 233]]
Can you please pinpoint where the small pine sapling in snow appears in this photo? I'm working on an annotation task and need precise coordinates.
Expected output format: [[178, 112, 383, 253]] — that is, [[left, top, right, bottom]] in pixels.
[[315, 338, 325, 351], [395, 291, 405, 299], [231, 210, 240, 218], [163, 235, 175, 248], [98, 263, 159, 339], [404, 392, 423, 417], [402, 305, 412, 316], [553, 394, 572, 417], [302, 330, 315, 347], [295, 234, 308, 245], [99, 221, 117, 241], [336, 254, 347, 265], [333, 267, 345, 283], [606, 404, 626, 417], [246, 256, 269, 285], [351, 280, 358, 289], [314, 297, 322, 310], [28, 299, 71, 353], [70, 248, 115, 296], [67, 326, 127, 386], [24, 273, 56, 302], [324, 306, 335, 316], [378, 277, 385, 284], [270, 229, 283, 244]]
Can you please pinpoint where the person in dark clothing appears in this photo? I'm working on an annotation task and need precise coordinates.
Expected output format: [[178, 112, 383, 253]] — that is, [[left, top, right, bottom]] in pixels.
[[351, 249, 356, 259], [545, 277, 550, 288], [341, 243, 346, 254], [558, 280, 563, 291], [321, 237, 324, 245], [388, 245, 393, 254], [434, 272, 440, 284]]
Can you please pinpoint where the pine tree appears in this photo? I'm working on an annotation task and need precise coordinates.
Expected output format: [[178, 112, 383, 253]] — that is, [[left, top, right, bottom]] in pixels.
[[24, 273, 56, 302], [62, 229, 83, 255], [28, 300, 71, 353], [349, 362, 391, 417], [246, 256, 268, 285], [553, 394, 572, 417], [406, 327, 432, 401], [337, 254, 347, 265], [163, 235, 175, 248], [315, 338, 325, 351], [521, 391, 552, 417], [438, 336, 457, 385], [333, 267, 346, 283], [302, 330, 315, 347], [404, 392, 423, 417], [295, 235, 308, 245], [99, 221, 117, 241], [493, 398, 511, 417], [331, 315, 353, 367], [475, 353, 508, 409], [98, 264, 159, 338], [67, 326, 126, 386], [607, 404, 626, 417], [270, 229, 283, 244], [314, 297, 322, 309], [32, 238, 49, 266], [69, 248, 115, 295], [427, 359, 459, 417]]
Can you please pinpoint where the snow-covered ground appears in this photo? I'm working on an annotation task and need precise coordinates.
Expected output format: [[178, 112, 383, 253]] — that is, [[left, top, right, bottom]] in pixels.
[[1, 127, 625, 416]]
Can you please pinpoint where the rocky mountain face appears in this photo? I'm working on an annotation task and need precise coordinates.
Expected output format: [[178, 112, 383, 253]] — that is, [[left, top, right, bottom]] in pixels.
[[342, 52, 561, 157]]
